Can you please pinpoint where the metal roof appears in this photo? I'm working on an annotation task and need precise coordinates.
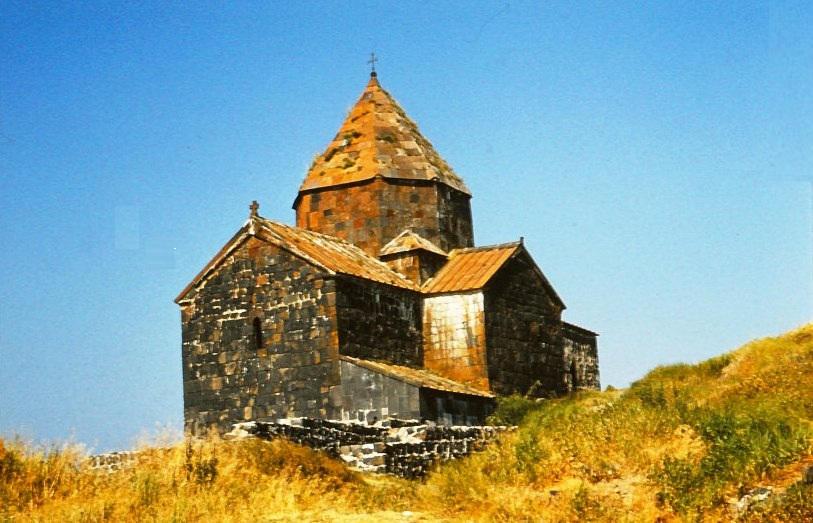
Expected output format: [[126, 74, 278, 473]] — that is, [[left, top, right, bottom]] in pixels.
[[421, 242, 521, 294], [340, 355, 494, 398]]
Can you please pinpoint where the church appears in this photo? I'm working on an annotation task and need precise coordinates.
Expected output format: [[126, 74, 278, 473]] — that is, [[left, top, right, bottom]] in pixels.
[[176, 70, 600, 436]]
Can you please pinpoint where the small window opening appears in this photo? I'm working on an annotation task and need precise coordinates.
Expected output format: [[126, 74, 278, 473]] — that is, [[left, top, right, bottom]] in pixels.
[[253, 317, 263, 350]]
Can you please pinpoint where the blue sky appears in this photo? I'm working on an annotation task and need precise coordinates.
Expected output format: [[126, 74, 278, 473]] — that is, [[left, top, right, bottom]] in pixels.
[[1, 2, 810, 451]]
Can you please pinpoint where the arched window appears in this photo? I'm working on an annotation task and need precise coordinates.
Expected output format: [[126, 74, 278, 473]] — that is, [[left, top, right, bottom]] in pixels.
[[253, 317, 263, 350]]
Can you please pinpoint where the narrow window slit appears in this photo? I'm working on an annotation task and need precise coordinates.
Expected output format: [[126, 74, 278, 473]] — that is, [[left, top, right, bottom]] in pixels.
[[253, 317, 263, 350]]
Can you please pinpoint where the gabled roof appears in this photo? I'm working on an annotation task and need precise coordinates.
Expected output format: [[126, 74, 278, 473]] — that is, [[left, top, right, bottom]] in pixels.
[[175, 215, 419, 303], [379, 230, 448, 258], [421, 242, 521, 294], [297, 74, 470, 197], [340, 355, 494, 398], [421, 241, 566, 308]]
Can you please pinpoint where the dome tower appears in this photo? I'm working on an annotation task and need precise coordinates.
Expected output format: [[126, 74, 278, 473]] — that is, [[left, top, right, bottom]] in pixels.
[[293, 73, 474, 256]]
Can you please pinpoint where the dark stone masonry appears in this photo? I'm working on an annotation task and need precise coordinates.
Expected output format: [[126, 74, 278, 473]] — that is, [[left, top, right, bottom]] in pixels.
[[87, 419, 511, 479], [484, 252, 565, 395], [335, 276, 422, 366], [180, 238, 341, 434], [225, 418, 511, 478], [176, 72, 600, 437]]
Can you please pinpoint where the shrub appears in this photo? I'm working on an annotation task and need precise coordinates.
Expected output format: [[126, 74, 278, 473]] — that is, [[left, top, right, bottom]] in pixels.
[[652, 405, 810, 516], [488, 394, 540, 426]]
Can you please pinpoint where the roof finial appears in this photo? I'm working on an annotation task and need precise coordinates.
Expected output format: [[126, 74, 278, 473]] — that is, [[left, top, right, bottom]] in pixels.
[[249, 200, 259, 218], [368, 52, 378, 77]]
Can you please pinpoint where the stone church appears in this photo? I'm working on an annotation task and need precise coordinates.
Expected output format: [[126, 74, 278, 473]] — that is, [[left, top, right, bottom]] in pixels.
[[176, 71, 599, 436]]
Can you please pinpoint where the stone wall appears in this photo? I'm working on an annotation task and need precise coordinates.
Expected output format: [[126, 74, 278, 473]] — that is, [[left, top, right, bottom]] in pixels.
[[335, 276, 422, 366], [420, 389, 494, 425], [295, 178, 473, 257], [180, 238, 340, 435], [436, 183, 475, 253], [483, 253, 566, 396], [562, 322, 600, 391], [337, 359, 422, 422], [226, 418, 510, 478], [335, 359, 493, 425], [380, 251, 423, 285], [422, 292, 489, 390], [88, 451, 139, 473], [380, 250, 448, 285]]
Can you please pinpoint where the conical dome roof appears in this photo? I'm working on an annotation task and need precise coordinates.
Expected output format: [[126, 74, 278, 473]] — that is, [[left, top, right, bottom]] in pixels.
[[298, 74, 470, 195]]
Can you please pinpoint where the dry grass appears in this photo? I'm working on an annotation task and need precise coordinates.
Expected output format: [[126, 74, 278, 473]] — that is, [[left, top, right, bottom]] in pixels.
[[422, 323, 813, 521], [2, 324, 811, 522], [0, 435, 430, 522]]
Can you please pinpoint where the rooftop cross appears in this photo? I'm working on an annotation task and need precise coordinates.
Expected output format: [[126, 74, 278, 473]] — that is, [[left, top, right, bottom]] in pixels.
[[368, 52, 378, 77], [249, 200, 259, 217]]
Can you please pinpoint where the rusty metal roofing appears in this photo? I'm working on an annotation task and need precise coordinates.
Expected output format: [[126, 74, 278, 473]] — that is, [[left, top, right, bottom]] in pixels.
[[297, 75, 470, 196], [421, 242, 521, 294], [340, 355, 494, 398], [176, 215, 419, 302], [379, 230, 448, 257]]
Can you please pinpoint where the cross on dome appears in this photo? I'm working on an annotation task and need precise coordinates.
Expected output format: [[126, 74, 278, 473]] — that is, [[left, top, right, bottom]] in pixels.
[[368, 52, 378, 77]]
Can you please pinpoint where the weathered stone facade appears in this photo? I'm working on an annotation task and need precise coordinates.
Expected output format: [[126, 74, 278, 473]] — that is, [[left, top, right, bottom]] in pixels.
[[177, 72, 599, 437], [483, 251, 567, 395], [295, 178, 473, 257], [180, 237, 340, 435], [380, 250, 447, 286], [336, 358, 493, 425], [338, 359, 422, 422], [562, 322, 601, 391], [423, 292, 489, 390], [379, 230, 450, 285], [335, 277, 422, 366]]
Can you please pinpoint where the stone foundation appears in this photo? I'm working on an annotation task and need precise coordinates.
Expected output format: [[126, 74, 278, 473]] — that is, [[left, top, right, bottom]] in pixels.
[[88, 451, 139, 473], [226, 417, 511, 478]]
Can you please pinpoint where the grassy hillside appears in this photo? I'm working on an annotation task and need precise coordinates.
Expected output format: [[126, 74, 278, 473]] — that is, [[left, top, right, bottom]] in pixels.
[[2, 324, 811, 522]]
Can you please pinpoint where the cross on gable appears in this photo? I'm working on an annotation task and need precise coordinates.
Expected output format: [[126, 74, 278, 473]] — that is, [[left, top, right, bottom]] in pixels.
[[249, 200, 259, 217]]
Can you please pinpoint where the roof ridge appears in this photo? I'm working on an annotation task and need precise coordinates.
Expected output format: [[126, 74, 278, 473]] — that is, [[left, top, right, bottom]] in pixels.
[[448, 240, 522, 255]]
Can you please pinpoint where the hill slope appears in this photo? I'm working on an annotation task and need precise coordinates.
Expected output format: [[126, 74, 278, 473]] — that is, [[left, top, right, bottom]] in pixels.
[[2, 324, 811, 521]]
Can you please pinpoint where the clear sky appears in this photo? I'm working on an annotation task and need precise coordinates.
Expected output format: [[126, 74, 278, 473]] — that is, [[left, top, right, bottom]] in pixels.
[[1, 1, 811, 451]]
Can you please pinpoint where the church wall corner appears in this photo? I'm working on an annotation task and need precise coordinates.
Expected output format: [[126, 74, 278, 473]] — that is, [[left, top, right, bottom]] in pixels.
[[179, 239, 341, 436]]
